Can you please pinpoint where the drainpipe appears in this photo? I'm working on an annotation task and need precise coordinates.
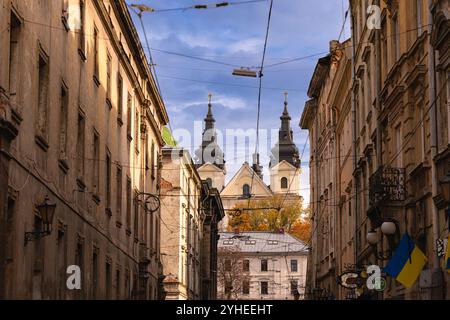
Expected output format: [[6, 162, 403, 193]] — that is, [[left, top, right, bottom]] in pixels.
[[374, 0, 382, 168], [315, 101, 320, 290], [349, 0, 359, 269], [331, 105, 339, 298], [427, 0, 440, 271], [373, 1, 384, 300]]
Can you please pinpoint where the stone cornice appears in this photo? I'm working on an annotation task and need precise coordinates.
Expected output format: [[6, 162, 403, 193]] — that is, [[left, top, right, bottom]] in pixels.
[[300, 99, 317, 130], [431, 6, 450, 50], [93, 1, 169, 127], [307, 55, 332, 98]]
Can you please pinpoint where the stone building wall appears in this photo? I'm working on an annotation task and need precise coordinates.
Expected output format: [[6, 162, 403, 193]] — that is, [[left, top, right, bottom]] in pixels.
[[0, 0, 168, 299]]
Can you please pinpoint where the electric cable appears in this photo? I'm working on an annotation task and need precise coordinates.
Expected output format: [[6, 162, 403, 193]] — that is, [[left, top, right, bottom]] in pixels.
[[128, 0, 269, 13], [247, 0, 274, 211]]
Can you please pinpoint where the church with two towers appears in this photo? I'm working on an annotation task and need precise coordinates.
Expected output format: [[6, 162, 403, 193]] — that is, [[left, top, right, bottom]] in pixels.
[[194, 94, 303, 230]]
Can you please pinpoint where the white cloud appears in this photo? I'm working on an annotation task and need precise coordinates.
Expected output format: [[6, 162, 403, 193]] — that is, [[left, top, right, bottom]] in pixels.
[[228, 38, 263, 55], [214, 95, 247, 110], [178, 33, 223, 49], [166, 94, 247, 113]]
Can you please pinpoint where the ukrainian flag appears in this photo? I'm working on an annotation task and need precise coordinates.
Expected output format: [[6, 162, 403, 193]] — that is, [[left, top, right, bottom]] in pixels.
[[445, 234, 450, 274], [384, 233, 427, 288]]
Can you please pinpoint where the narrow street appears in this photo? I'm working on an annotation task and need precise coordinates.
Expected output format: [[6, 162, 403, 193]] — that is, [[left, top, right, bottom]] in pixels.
[[0, 0, 449, 306]]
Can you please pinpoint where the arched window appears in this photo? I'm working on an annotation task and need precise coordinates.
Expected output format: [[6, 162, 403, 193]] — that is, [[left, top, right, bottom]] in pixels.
[[281, 177, 288, 189], [206, 178, 212, 188], [243, 184, 250, 197]]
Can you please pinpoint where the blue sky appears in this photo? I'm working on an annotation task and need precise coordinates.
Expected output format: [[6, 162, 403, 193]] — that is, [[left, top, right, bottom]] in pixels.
[[128, 0, 351, 205]]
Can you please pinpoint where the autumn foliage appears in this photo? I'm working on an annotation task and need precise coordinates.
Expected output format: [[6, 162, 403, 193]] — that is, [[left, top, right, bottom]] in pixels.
[[227, 195, 311, 242]]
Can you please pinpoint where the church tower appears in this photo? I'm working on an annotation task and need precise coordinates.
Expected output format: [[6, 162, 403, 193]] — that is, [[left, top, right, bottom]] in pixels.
[[269, 93, 301, 195], [195, 94, 226, 191], [252, 153, 263, 180]]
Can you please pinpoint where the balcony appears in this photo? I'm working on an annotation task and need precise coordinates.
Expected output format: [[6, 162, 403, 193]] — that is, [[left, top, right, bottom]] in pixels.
[[139, 243, 150, 264], [369, 166, 406, 207]]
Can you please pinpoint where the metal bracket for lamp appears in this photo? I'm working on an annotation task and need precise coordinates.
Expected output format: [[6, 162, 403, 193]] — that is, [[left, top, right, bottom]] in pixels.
[[371, 245, 393, 261], [138, 192, 160, 213], [366, 220, 399, 261], [24, 230, 51, 244]]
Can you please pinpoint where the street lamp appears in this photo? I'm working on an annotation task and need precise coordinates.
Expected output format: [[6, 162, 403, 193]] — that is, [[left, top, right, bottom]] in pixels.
[[366, 229, 379, 246], [232, 68, 258, 78], [381, 221, 397, 236], [130, 4, 155, 14], [25, 196, 56, 244], [367, 220, 398, 260]]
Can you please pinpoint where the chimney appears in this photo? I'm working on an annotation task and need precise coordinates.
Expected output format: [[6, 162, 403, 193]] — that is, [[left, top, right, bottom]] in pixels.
[[279, 228, 285, 234], [234, 228, 240, 235]]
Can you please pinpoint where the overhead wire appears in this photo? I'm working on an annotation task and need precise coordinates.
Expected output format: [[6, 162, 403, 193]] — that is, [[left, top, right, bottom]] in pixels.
[[16, 16, 432, 72], [128, 0, 269, 13], [337, 5, 349, 42], [128, 6, 162, 95], [12, 5, 445, 241], [157, 74, 304, 92], [247, 0, 274, 211]]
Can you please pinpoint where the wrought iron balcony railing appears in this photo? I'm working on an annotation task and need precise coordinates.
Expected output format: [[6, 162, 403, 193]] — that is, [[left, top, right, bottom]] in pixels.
[[369, 166, 406, 206]]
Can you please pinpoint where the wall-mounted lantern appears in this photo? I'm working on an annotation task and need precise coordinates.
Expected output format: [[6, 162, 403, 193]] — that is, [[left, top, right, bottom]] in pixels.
[[25, 196, 56, 244]]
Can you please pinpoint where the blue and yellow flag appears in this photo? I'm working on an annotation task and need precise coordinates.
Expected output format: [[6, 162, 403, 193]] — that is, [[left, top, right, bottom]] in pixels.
[[445, 234, 450, 274], [384, 233, 427, 288]]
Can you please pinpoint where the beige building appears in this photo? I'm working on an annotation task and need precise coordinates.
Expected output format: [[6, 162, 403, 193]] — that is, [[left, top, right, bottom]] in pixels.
[[302, 0, 450, 300], [0, 0, 168, 299], [301, 39, 353, 300], [160, 147, 203, 300], [217, 231, 308, 300], [160, 147, 224, 300]]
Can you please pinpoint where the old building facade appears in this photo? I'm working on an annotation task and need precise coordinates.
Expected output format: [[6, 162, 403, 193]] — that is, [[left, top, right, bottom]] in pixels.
[[200, 184, 224, 300], [301, 39, 353, 300], [302, 0, 450, 300], [217, 231, 308, 300], [0, 0, 168, 299], [159, 147, 224, 300], [160, 147, 204, 300]]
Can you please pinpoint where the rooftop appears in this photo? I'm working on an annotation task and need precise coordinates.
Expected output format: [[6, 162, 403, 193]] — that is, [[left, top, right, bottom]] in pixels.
[[218, 231, 309, 254]]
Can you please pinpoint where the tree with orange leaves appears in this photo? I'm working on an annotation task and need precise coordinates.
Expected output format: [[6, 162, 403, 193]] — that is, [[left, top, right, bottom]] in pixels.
[[228, 195, 311, 242]]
